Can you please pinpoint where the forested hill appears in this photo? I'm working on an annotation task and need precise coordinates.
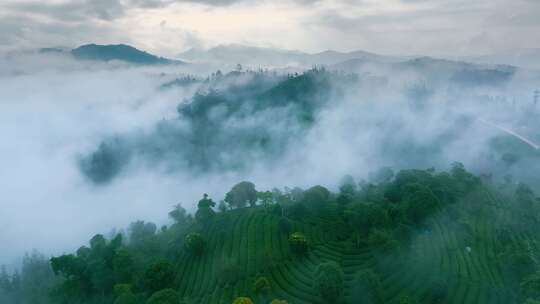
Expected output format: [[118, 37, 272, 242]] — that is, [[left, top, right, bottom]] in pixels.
[[79, 68, 357, 184], [3, 164, 540, 304], [71, 44, 182, 65]]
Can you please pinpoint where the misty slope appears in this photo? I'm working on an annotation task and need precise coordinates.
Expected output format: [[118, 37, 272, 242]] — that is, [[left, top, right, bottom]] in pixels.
[[77, 62, 540, 192], [8, 166, 540, 304], [72, 44, 183, 65], [80, 69, 357, 184], [332, 56, 516, 88]]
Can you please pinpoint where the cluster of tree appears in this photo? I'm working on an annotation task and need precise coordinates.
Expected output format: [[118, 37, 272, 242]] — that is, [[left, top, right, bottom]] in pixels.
[[0, 251, 58, 304]]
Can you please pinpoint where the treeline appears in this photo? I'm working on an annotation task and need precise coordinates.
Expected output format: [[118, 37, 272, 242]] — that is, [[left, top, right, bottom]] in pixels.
[[3, 164, 540, 303]]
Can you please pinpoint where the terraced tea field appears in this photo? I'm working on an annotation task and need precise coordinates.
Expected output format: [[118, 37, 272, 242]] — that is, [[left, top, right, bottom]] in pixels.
[[174, 186, 536, 303]]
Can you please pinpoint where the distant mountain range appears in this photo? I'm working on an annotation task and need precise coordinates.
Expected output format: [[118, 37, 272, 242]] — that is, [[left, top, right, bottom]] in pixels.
[[71, 44, 183, 65], [178, 44, 402, 67], [462, 49, 540, 70], [179, 44, 540, 71], [31, 43, 539, 71]]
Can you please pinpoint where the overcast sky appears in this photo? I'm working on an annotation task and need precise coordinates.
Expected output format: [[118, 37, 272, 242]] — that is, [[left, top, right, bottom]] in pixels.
[[1, 0, 539, 59]]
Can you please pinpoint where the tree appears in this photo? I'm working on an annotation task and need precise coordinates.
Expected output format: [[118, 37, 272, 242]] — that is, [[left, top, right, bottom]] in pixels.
[[142, 260, 175, 294], [339, 174, 357, 195], [344, 202, 390, 247], [336, 194, 351, 209], [302, 185, 330, 212], [368, 229, 398, 252], [146, 289, 179, 304], [114, 284, 137, 304], [129, 221, 157, 244], [257, 190, 274, 209], [0, 266, 11, 293], [185, 233, 205, 256], [198, 193, 216, 209], [270, 300, 288, 304], [232, 297, 254, 304], [169, 204, 189, 224], [289, 232, 309, 255], [196, 194, 216, 225], [369, 167, 394, 184], [314, 262, 344, 301], [112, 249, 134, 284], [516, 183, 536, 209], [225, 181, 257, 208], [218, 200, 228, 213], [404, 185, 440, 225]]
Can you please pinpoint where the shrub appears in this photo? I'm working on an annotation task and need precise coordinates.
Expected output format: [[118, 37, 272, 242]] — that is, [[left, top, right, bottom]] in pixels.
[[114, 284, 137, 304], [289, 232, 308, 255], [270, 300, 288, 304], [146, 289, 179, 304], [195, 206, 215, 225], [253, 276, 271, 295], [184, 233, 205, 256], [232, 297, 254, 304], [313, 261, 344, 301]]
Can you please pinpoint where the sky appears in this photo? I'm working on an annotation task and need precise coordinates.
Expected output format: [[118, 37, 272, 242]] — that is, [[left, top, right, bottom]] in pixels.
[[1, 0, 539, 57]]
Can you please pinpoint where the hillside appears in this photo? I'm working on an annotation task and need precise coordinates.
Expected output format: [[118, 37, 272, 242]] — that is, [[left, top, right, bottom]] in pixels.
[[71, 44, 182, 65], [4, 165, 540, 304]]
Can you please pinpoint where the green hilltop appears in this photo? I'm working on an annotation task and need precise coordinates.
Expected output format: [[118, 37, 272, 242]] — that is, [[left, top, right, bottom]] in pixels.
[[4, 164, 540, 304]]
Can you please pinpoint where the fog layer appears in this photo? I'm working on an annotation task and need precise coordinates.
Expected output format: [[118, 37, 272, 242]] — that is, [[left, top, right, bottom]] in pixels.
[[1, 52, 539, 266]]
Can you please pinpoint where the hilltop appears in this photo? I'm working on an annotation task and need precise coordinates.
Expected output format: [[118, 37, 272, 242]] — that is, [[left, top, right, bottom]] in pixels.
[[71, 44, 183, 65]]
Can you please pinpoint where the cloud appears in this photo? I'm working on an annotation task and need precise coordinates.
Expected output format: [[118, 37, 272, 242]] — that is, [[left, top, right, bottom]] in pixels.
[[3, 0, 125, 22], [1, 0, 539, 56]]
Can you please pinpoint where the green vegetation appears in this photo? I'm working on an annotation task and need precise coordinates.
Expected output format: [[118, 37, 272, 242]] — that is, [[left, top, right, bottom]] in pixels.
[[80, 68, 356, 184], [4, 164, 540, 303]]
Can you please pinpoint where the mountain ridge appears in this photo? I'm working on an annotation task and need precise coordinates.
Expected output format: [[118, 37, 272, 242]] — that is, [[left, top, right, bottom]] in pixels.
[[71, 43, 183, 65]]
